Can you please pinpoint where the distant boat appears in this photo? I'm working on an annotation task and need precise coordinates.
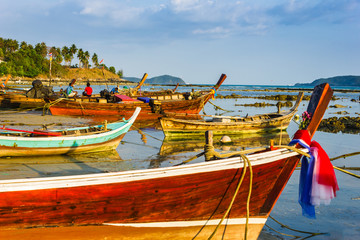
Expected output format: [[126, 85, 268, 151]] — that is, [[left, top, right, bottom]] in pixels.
[[160, 92, 303, 139], [0, 107, 141, 157], [0, 83, 333, 240], [48, 74, 227, 121]]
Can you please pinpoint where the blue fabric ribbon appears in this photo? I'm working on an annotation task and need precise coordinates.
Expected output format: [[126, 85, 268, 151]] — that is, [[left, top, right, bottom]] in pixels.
[[289, 138, 316, 218]]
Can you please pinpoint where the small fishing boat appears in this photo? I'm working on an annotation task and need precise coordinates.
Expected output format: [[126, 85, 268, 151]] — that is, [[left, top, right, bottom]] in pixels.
[[107, 73, 182, 99], [159, 131, 290, 156], [160, 92, 303, 139], [0, 107, 141, 157], [47, 74, 227, 120], [0, 92, 46, 109], [0, 83, 333, 240]]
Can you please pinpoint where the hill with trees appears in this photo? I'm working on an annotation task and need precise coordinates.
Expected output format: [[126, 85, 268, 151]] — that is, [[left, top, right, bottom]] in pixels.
[[295, 76, 360, 87], [124, 75, 186, 85], [0, 37, 123, 80]]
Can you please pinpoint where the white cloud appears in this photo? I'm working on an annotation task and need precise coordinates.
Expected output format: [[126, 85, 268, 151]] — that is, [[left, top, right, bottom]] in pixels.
[[193, 26, 229, 35], [170, 0, 202, 12]]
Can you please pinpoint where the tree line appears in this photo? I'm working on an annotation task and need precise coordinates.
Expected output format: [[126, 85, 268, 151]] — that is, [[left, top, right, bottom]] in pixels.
[[0, 37, 123, 78]]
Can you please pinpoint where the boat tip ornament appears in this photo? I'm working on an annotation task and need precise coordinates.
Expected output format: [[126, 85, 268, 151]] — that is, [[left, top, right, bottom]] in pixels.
[[210, 87, 217, 100], [288, 129, 339, 219], [293, 111, 312, 130]]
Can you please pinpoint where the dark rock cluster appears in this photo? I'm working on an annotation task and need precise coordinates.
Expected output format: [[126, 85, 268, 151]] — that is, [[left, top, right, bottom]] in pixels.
[[319, 116, 360, 134]]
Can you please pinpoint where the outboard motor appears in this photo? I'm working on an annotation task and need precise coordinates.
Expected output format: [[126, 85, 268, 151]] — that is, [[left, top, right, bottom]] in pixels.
[[26, 80, 55, 98]]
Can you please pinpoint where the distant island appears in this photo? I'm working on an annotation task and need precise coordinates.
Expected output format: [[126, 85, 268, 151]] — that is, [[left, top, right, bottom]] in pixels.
[[124, 75, 186, 85], [295, 75, 360, 87]]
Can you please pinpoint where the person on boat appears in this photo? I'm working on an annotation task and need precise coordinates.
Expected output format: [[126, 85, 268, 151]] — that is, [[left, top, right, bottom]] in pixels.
[[64, 79, 77, 98], [82, 82, 93, 97], [110, 86, 119, 94]]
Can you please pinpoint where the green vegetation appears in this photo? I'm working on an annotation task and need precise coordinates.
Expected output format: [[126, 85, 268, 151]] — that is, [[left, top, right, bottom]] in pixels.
[[0, 37, 123, 79]]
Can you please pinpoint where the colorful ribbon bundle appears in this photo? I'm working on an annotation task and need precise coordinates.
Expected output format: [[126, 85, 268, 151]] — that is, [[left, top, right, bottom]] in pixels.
[[210, 87, 217, 100], [289, 130, 339, 218]]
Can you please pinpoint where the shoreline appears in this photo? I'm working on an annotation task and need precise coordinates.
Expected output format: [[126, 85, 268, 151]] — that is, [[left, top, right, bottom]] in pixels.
[[4, 79, 360, 93]]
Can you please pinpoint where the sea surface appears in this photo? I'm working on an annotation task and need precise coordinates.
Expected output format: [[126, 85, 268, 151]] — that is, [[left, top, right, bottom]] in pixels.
[[1, 83, 359, 239]]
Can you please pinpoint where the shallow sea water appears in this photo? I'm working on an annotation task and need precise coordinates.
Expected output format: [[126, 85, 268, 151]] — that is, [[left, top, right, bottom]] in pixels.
[[0, 84, 359, 239]]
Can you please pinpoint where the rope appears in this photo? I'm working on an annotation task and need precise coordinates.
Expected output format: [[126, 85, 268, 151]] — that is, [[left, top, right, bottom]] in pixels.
[[130, 124, 163, 142], [330, 151, 360, 161], [42, 98, 65, 115], [333, 166, 360, 178], [208, 100, 233, 112], [180, 140, 315, 239], [268, 215, 326, 236], [329, 151, 360, 178], [207, 154, 252, 240], [265, 223, 301, 238]]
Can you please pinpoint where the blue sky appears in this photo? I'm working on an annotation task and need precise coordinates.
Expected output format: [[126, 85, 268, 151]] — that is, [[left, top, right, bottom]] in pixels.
[[1, 0, 359, 85]]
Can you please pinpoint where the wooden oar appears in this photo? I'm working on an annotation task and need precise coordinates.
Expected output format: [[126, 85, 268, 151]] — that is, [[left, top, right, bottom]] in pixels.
[[1, 126, 62, 136]]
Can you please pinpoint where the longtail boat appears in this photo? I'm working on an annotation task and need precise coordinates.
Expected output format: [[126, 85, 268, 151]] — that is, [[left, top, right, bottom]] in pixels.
[[122, 73, 183, 99], [160, 92, 303, 139], [159, 131, 290, 156], [0, 92, 47, 109], [0, 83, 333, 240], [0, 107, 140, 157], [48, 74, 227, 120]]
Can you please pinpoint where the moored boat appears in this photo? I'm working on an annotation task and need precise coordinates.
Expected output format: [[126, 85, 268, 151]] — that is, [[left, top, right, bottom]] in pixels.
[[0, 107, 141, 157], [160, 92, 303, 139], [47, 74, 227, 120], [0, 92, 46, 109], [0, 83, 334, 240], [159, 131, 290, 156]]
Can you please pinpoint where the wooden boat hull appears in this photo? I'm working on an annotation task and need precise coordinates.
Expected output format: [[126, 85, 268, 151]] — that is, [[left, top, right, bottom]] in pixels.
[[0, 135, 125, 157], [0, 93, 46, 109], [0, 108, 141, 157], [161, 112, 295, 138], [160, 92, 303, 138], [0, 148, 301, 239], [49, 93, 212, 120], [0, 223, 264, 240], [159, 132, 290, 156]]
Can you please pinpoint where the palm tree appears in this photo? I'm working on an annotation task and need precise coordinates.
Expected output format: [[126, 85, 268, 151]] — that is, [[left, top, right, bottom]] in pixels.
[[69, 44, 77, 67], [61, 46, 71, 66], [92, 53, 98, 68], [77, 48, 84, 68], [84, 51, 90, 68]]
